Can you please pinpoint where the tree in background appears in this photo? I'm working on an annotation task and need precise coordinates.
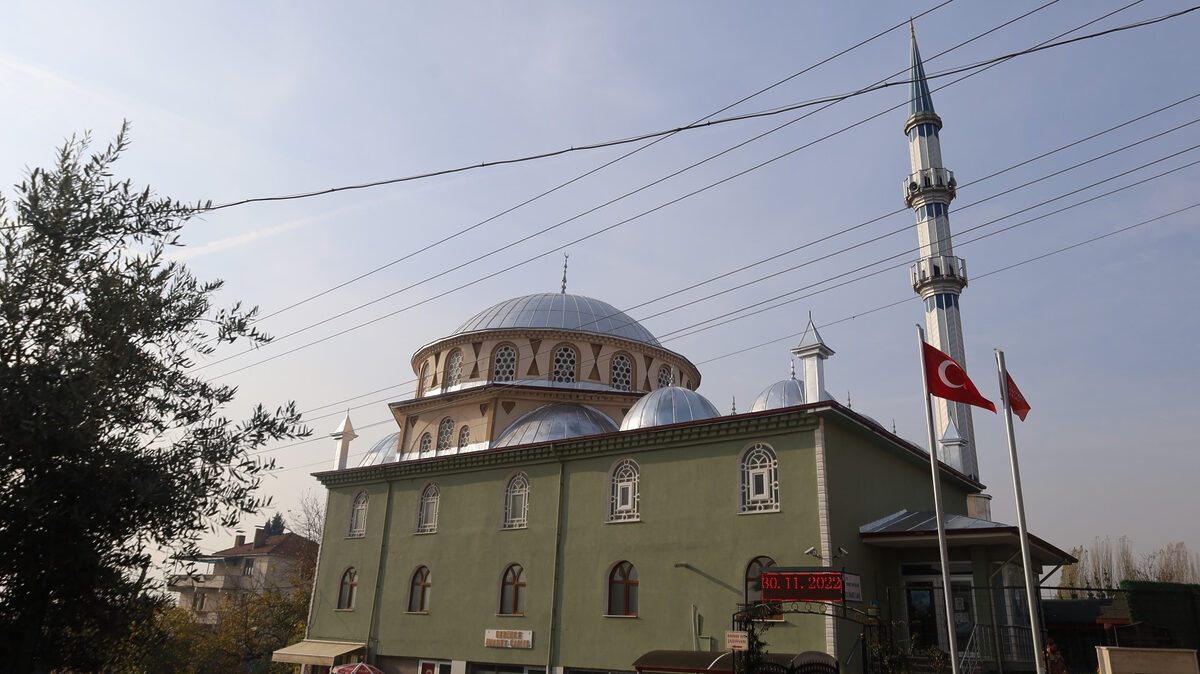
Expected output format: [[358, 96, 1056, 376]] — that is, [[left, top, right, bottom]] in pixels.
[[263, 512, 286, 536], [1057, 538, 1200, 596], [0, 127, 308, 673]]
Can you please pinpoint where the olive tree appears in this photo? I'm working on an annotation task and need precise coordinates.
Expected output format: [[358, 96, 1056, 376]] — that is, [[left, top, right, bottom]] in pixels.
[[0, 126, 307, 673]]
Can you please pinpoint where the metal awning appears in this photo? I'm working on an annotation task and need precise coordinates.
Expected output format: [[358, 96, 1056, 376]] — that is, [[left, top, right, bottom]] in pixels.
[[272, 639, 365, 666], [859, 510, 1077, 565], [633, 650, 836, 673]]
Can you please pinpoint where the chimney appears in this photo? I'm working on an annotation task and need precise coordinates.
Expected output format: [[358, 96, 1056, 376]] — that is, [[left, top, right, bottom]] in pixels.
[[252, 527, 267, 548], [235, 534, 246, 547]]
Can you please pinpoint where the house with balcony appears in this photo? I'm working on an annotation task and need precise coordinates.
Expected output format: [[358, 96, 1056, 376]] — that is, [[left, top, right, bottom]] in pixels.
[[169, 527, 318, 624]]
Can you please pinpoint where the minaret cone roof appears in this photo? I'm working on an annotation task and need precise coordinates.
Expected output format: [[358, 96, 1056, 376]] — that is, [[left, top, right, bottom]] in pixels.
[[909, 29, 937, 118]]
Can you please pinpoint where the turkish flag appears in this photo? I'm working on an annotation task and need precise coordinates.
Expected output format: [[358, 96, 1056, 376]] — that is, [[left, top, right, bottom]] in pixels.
[[922, 342, 996, 413], [1005, 372, 1031, 421]]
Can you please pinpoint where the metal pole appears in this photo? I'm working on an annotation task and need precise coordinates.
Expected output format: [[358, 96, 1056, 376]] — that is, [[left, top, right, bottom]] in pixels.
[[917, 325, 961, 674], [994, 350, 1046, 674]]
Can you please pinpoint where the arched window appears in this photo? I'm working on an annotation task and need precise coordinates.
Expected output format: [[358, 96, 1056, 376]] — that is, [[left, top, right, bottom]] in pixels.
[[418, 361, 429, 396], [744, 556, 782, 620], [493, 344, 517, 383], [408, 566, 430, 613], [607, 561, 638, 616], [611, 354, 633, 391], [457, 425, 471, 450], [739, 443, 779, 513], [417, 432, 432, 457], [436, 417, 455, 454], [499, 563, 526, 615], [503, 472, 530, 529], [552, 345, 577, 383], [416, 483, 440, 533], [608, 459, 640, 523], [337, 567, 358, 609], [658, 365, 673, 389], [347, 490, 368, 538], [446, 349, 464, 388]]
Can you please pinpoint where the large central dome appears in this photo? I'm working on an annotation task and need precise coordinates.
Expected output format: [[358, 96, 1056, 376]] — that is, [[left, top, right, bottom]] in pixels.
[[453, 293, 661, 347]]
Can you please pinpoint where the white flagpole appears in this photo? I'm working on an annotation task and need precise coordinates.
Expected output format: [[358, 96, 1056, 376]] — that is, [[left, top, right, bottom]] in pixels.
[[917, 325, 960, 674], [995, 350, 1046, 674]]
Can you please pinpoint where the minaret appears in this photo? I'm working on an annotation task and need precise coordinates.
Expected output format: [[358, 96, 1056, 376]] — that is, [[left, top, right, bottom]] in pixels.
[[905, 27, 978, 478], [331, 413, 357, 470], [791, 314, 834, 404]]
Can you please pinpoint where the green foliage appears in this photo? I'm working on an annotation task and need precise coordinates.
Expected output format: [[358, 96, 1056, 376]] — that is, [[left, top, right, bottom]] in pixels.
[[263, 512, 286, 536], [0, 126, 308, 672]]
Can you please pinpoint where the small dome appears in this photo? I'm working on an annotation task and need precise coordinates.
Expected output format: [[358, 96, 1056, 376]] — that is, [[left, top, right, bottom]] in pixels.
[[620, 386, 720, 431], [453, 293, 661, 347], [357, 432, 400, 467], [494, 403, 619, 448], [750, 378, 806, 412]]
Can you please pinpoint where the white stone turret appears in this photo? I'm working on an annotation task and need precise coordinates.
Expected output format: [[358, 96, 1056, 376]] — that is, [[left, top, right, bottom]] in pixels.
[[791, 315, 834, 404], [906, 27, 979, 478], [331, 413, 357, 471]]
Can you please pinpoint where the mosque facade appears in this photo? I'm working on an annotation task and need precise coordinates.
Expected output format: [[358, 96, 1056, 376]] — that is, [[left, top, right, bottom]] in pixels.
[[275, 31, 1072, 674]]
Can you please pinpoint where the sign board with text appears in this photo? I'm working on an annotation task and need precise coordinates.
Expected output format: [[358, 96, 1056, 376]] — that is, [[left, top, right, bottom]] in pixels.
[[760, 567, 845, 602], [484, 629, 533, 649], [725, 630, 748, 651]]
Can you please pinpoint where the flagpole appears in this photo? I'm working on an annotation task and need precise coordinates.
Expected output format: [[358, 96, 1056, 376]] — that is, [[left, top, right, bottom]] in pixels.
[[917, 325, 960, 674], [995, 350, 1046, 674]]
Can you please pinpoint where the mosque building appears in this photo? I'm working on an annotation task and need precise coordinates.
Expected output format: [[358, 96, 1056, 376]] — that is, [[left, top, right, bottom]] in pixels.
[[274, 31, 1073, 674]]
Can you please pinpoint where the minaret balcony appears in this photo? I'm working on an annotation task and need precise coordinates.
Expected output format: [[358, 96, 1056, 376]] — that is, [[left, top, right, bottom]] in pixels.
[[910, 255, 967, 292], [904, 167, 956, 207]]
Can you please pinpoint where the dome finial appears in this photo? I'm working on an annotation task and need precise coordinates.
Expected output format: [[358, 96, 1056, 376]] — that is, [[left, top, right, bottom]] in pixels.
[[561, 252, 569, 294], [731, 395, 737, 415], [789, 359, 796, 380]]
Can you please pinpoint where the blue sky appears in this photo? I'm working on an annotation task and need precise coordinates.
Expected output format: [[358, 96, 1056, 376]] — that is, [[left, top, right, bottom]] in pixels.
[[2, 1, 1197, 565]]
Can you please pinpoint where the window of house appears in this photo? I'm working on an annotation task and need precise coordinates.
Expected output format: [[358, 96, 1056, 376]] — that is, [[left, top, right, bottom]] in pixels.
[[607, 459, 639, 523], [436, 418, 455, 454], [458, 425, 471, 450], [418, 432, 432, 457], [611, 354, 632, 391], [499, 563, 526, 615], [552, 345, 577, 383], [493, 345, 517, 382], [446, 350, 464, 388], [242, 558, 255, 576], [503, 472, 529, 529], [338, 567, 358, 610], [416, 483, 440, 533], [348, 490, 368, 538], [418, 361, 429, 396], [408, 566, 430, 613], [658, 366, 672, 388], [607, 561, 638, 616], [744, 556, 783, 620], [739, 443, 779, 513]]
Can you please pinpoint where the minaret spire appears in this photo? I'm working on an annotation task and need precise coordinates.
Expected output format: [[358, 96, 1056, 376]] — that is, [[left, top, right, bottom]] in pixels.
[[905, 28, 977, 478]]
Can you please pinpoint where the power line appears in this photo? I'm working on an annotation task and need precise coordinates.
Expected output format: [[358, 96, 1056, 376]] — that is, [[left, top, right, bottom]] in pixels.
[[198, 0, 1087, 378], [269, 199, 1198, 473]]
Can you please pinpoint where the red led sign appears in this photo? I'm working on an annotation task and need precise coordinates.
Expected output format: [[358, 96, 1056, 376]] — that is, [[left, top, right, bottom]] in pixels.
[[760, 568, 845, 602]]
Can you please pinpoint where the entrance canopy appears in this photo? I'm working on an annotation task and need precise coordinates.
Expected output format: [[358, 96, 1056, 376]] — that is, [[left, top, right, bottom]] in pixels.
[[273, 639, 366, 666], [633, 650, 837, 674], [860, 510, 1076, 566]]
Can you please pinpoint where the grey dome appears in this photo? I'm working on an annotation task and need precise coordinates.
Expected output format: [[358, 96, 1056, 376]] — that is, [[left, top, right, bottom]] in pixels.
[[620, 386, 720, 431], [750, 378, 806, 412], [494, 403, 619, 448], [453, 293, 661, 347], [357, 432, 400, 467]]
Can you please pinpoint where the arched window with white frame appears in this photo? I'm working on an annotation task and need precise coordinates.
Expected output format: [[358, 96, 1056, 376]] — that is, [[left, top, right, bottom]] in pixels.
[[552, 345, 577, 383], [608, 459, 640, 523], [492, 344, 517, 383], [416, 482, 440, 533], [436, 417, 455, 454], [417, 432, 432, 458], [658, 365, 673, 389], [502, 472, 529, 529], [446, 349, 464, 388], [457, 425, 471, 450], [611, 353, 633, 391], [347, 490, 368, 538], [739, 443, 779, 513]]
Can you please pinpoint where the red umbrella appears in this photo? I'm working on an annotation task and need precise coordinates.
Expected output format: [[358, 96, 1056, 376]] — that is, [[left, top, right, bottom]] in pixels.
[[331, 664, 386, 674]]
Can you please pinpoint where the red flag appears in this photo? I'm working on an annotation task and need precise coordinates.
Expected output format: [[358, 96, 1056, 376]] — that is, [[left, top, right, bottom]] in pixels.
[[1005, 372, 1031, 421], [922, 342, 996, 413]]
